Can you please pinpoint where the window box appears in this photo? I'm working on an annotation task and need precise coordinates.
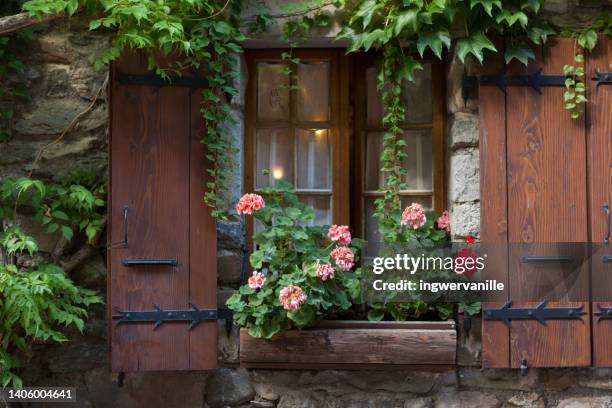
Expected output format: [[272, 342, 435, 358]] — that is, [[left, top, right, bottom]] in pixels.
[[240, 320, 456, 369]]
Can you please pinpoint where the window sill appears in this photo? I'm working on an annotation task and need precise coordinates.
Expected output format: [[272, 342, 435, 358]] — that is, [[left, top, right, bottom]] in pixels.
[[240, 320, 457, 370]]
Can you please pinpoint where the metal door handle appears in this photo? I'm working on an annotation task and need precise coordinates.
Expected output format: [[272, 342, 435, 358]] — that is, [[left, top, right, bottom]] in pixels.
[[604, 203, 610, 243], [521, 255, 574, 263], [122, 259, 178, 266]]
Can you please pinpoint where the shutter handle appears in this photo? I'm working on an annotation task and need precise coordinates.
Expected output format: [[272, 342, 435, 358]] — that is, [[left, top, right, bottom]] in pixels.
[[123, 206, 129, 248], [604, 203, 610, 244]]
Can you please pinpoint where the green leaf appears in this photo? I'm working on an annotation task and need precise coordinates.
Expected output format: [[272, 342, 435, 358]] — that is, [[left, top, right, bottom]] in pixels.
[[367, 309, 385, 321], [60, 226, 74, 240], [578, 30, 598, 51], [470, 0, 501, 16], [456, 32, 497, 63], [394, 8, 419, 35], [495, 10, 529, 28], [504, 45, 535, 65], [416, 30, 451, 59], [355, 0, 381, 29]]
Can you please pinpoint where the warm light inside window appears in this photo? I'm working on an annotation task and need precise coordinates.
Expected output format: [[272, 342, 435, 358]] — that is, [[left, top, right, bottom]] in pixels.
[[272, 167, 284, 180], [314, 129, 325, 138]]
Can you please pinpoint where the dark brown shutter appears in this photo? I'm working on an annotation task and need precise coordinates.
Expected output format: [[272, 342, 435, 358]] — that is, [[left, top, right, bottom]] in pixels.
[[108, 51, 217, 371], [480, 38, 594, 367], [588, 35, 612, 367]]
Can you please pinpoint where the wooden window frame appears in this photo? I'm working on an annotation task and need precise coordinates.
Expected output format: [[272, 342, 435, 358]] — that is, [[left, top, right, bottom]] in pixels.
[[245, 49, 350, 249], [351, 54, 445, 239], [245, 49, 445, 247]]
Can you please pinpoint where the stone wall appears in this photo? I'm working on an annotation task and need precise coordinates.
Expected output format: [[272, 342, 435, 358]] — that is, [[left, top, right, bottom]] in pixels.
[[1, 4, 612, 407]]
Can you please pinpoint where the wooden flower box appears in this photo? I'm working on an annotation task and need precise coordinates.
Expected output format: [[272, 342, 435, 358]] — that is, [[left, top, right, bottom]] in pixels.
[[240, 320, 457, 369]]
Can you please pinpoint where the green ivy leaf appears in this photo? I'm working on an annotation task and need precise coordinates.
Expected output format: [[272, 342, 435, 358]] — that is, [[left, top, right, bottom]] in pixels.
[[367, 308, 385, 321], [456, 32, 497, 63], [469, 0, 501, 16], [504, 45, 535, 65], [578, 29, 598, 51], [416, 30, 451, 59], [394, 8, 419, 35]]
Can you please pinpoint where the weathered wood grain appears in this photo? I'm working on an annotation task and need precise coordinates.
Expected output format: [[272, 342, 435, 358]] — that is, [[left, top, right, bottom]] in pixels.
[[479, 38, 511, 368], [240, 321, 456, 368], [588, 35, 612, 367], [505, 38, 590, 368]]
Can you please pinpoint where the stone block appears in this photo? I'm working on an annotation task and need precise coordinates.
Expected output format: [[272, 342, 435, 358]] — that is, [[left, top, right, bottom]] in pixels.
[[449, 112, 479, 149], [449, 148, 480, 203], [205, 368, 254, 407], [555, 397, 612, 408], [458, 368, 538, 391], [451, 201, 480, 239], [434, 391, 500, 408], [508, 392, 546, 408], [218, 249, 244, 284]]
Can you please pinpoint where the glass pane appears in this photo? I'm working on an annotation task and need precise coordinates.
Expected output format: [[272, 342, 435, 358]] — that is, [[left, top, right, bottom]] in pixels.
[[402, 129, 433, 190], [297, 61, 330, 122], [296, 129, 331, 190], [299, 195, 331, 226], [257, 63, 290, 122], [255, 128, 293, 188], [364, 132, 384, 191], [401, 195, 433, 209], [366, 67, 384, 127], [403, 62, 432, 124]]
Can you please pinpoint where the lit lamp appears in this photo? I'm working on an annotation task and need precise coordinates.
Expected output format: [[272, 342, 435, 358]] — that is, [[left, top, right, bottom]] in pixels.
[[272, 167, 284, 180]]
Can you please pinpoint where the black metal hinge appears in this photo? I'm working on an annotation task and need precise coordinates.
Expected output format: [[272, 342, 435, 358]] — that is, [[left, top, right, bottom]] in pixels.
[[463, 69, 572, 100], [592, 71, 612, 88], [117, 73, 209, 88], [483, 301, 586, 327], [113, 303, 233, 332], [595, 304, 612, 321]]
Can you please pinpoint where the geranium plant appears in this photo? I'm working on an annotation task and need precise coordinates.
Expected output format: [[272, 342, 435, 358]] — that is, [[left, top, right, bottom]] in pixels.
[[226, 181, 364, 338]]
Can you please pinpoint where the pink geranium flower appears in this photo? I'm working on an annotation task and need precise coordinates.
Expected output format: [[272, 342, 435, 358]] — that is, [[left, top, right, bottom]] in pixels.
[[330, 246, 354, 271], [235, 193, 265, 215], [327, 225, 351, 246], [247, 271, 265, 289], [279, 285, 307, 310], [436, 210, 451, 233], [401, 203, 427, 229], [316, 260, 335, 281], [454, 247, 479, 277]]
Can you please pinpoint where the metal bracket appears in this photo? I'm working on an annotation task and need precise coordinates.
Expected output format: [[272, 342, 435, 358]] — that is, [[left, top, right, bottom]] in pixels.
[[113, 303, 219, 330], [483, 301, 586, 327], [592, 71, 612, 88], [122, 259, 178, 266], [594, 304, 612, 321], [117, 73, 209, 88], [463, 69, 571, 100], [521, 255, 574, 263]]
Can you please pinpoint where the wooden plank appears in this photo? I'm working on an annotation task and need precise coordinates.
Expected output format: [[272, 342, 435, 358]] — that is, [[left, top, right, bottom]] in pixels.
[[110, 50, 191, 371], [188, 88, 218, 369], [240, 326, 456, 367], [587, 35, 612, 367], [314, 319, 456, 330], [505, 38, 590, 367], [240, 362, 456, 371], [479, 39, 511, 368]]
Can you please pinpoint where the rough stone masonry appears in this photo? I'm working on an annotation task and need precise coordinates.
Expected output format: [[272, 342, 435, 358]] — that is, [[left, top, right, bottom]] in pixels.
[[1, 2, 612, 407]]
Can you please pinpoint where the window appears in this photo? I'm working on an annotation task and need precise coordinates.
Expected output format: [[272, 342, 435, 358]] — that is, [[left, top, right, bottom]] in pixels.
[[245, 50, 444, 248], [353, 55, 445, 251]]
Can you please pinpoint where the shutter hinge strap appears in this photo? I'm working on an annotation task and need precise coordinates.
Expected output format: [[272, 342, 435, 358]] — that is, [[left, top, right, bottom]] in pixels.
[[483, 301, 585, 327], [112, 303, 233, 332], [463, 69, 572, 100]]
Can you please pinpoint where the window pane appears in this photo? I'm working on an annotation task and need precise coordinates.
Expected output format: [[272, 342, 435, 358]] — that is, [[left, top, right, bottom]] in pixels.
[[257, 63, 290, 122], [297, 61, 330, 122], [299, 195, 331, 226], [366, 67, 384, 127], [365, 132, 384, 191], [296, 129, 331, 190], [255, 128, 293, 188], [402, 129, 433, 190], [403, 62, 432, 124]]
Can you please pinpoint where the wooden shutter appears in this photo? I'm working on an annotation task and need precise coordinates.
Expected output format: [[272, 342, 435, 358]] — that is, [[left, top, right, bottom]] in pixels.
[[108, 51, 217, 371], [588, 35, 612, 367], [480, 38, 595, 368]]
